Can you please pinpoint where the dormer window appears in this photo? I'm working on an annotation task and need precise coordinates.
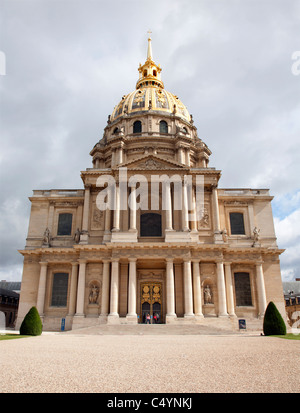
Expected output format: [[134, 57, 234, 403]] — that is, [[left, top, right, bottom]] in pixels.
[[133, 120, 142, 133], [159, 120, 168, 134]]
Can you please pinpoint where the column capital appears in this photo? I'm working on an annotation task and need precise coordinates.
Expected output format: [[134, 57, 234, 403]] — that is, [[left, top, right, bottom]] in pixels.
[[78, 259, 87, 265], [128, 257, 137, 263], [191, 258, 200, 263], [102, 259, 111, 264], [165, 258, 174, 264], [71, 261, 79, 267], [256, 261, 264, 267], [39, 261, 48, 267]]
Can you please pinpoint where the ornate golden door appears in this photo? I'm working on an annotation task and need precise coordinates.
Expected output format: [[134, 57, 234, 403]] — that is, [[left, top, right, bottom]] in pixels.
[[140, 282, 162, 324]]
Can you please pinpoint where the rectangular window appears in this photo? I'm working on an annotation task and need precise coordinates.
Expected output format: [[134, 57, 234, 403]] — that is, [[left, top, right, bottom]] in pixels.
[[51, 273, 69, 307], [229, 212, 245, 235], [57, 213, 72, 236], [234, 272, 252, 306]]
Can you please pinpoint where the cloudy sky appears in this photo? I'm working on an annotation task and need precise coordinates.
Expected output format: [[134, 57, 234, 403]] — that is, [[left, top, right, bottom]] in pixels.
[[0, 0, 299, 282]]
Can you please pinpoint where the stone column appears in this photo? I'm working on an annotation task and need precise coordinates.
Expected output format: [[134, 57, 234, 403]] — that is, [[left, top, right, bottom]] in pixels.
[[192, 260, 203, 317], [75, 260, 86, 316], [182, 183, 189, 231], [256, 263, 267, 317], [36, 262, 48, 316], [166, 259, 176, 321], [190, 186, 198, 232], [99, 260, 110, 322], [184, 260, 194, 318], [126, 258, 137, 323], [68, 262, 79, 316], [224, 262, 236, 317], [80, 185, 90, 244], [165, 182, 173, 231], [108, 259, 119, 323], [178, 146, 185, 164], [112, 183, 120, 232], [212, 185, 222, 243], [185, 148, 191, 166], [129, 185, 137, 231], [216, 261, 228, 316]]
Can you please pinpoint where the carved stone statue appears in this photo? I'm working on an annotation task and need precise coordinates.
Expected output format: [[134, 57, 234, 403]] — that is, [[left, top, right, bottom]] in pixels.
[[204, 285, 213, 304], [221, 228, 228, 242], [74, 228, 81, 244], [89, 284, 99, 304], [42, 227, 51, 247], [252, 227, 260, 246]]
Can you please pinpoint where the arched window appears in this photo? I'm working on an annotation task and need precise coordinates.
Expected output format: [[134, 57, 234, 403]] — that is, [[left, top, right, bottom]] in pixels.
[[153, 70, 157, 76], [113, 127, 119, 134], [140, 213, 162, 237], [57, 213, 72, 236], [143, 70, 147, 77], [133, 120, 142, 134], [159, 120, 168, 134]]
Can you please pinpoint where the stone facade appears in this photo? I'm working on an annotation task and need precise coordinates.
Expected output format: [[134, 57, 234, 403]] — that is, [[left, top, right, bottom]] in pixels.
[[16, 36, 286, 331]]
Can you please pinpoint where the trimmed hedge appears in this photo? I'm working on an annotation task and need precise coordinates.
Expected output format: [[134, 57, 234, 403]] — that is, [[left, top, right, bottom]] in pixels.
[[19, 306, 42, 336], [263, 301, 286, 336]]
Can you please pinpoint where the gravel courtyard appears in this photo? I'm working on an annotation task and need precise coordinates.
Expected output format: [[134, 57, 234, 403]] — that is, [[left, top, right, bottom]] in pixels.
[[1, 331, 299, 393]]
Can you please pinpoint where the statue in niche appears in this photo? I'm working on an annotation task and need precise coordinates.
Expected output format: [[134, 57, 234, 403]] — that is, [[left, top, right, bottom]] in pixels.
[[42, 227, 51, 247], [89, 284, 99, 304], [204, 285, 213, 304]]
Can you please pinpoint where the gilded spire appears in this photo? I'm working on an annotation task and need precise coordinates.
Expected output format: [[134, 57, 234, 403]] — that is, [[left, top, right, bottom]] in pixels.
[[147, 30, 153, 61], [136, 32, 164, 89]]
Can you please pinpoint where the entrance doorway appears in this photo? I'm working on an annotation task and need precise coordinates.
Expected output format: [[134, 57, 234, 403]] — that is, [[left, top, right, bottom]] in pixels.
[[140, 282, 162, 324]]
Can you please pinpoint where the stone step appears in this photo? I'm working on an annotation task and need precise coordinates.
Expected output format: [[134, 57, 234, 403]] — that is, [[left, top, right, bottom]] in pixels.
[[66, 323, 239, 336]]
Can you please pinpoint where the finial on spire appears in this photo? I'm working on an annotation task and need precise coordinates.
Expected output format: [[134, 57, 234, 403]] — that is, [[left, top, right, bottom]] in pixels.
[[147, 30, 153, 61]]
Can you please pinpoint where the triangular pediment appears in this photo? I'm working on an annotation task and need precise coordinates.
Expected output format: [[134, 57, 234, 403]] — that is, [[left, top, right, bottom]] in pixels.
[[115, 154, 188, 170]]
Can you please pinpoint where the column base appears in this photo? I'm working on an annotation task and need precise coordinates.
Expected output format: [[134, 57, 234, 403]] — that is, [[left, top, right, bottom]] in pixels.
[[166, 314, 177, 324], [99, 314, 108, 324], [214, 232, 223, 244], [126, 314, 138, 324], [107, 314, 120, 324], [79, 232, 89, 245], [103, 232, 112, 243], [184, 314, 196, 321]]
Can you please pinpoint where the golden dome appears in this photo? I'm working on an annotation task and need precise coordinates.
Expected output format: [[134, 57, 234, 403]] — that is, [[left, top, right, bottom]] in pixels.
[[110, 34, 191, 123]]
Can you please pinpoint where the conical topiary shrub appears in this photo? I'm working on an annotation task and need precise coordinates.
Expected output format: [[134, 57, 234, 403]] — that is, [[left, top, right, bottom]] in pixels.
[[263, 301, 286, 336], [19, 306, 42, 336]]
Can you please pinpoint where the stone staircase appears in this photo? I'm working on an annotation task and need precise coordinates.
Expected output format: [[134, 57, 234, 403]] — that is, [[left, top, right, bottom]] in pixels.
[[66, 317, 263, 335]]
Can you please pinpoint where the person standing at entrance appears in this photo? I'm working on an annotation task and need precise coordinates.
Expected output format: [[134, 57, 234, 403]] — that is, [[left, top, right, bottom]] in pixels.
[[146, 313, 150, 324]]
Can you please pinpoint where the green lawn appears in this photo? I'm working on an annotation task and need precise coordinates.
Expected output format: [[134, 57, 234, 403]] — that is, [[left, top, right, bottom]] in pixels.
[[270, 333, 300, 340], [0, 334, 30, 341]]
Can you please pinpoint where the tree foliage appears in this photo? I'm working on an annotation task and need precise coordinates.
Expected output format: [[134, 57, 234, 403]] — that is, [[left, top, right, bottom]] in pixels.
[[19, 306, 42, 336], [263, 301, 286, 336]]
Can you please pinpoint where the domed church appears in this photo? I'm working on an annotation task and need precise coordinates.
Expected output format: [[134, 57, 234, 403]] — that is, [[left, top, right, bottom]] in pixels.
[[16, 35, 286, 331]]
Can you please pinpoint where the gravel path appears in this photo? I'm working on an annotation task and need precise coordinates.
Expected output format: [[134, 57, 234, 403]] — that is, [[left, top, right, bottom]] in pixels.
[[1, 333, 299, 393]]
